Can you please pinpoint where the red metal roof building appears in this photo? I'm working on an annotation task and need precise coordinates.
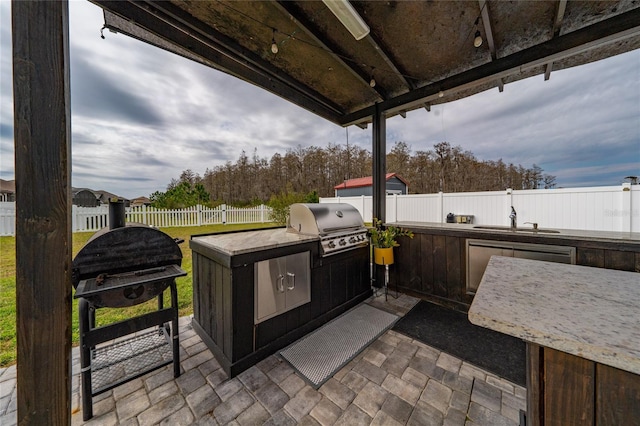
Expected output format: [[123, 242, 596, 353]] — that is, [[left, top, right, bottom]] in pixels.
[[334, 173, 408, 197]]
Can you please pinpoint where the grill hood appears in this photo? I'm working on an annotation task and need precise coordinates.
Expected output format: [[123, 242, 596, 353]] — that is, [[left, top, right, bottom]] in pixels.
[[288, 203, 365, 236]]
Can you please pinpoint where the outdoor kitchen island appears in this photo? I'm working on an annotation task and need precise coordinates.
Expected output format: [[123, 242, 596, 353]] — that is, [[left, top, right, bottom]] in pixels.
[[189, 227, 371, 377], [469, 256, 640, 425]]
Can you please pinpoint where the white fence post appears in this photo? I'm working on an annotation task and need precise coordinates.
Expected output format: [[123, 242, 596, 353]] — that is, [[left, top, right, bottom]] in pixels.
[[0, 202, 16, 236], [71, 204, 78, 232], [393, 194, 398, 222], [505, 188, 513, 226], [438, 192, 443, 223], [622, 183, 632, 232], [222, 204, 227, 224]]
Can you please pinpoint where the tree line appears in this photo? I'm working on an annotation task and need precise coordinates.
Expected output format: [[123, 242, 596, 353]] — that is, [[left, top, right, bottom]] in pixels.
[[150, 141, 555, 208]]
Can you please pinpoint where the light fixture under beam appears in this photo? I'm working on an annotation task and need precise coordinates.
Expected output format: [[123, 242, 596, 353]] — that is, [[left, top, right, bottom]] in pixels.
[[474, 30, 483, 48], [322, 0, 370, 41]]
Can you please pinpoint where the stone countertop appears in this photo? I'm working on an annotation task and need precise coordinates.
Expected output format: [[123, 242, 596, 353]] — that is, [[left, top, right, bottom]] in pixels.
[[468, 256, 640, 375], [390, 221, 640, 243], [191, 228, 318, 256]]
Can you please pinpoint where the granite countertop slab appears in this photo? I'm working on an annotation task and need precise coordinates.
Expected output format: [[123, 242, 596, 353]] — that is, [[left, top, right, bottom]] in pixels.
[[391, 221, 640, 243], [468, 256, 640, 375], [191, 228, 318, 256]]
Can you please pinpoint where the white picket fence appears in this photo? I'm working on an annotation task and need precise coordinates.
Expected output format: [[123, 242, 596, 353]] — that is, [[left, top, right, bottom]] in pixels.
[[321, 183, 640, 233], [0, 204, 272, 236]]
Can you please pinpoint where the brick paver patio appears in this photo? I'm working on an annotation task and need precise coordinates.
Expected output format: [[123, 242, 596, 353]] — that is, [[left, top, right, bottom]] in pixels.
[[0, 294, 526, 425]]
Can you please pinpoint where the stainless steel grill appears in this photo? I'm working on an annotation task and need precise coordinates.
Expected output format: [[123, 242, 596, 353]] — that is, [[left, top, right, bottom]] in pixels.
[[288, 203, 368, 256]]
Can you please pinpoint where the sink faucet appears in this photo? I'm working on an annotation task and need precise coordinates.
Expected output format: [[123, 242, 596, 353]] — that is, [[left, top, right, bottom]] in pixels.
[[509, 206, 517, 230]]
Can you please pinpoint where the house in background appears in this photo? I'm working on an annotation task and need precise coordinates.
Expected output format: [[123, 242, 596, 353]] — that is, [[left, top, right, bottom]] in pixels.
[[334, 173, 409, 197], [72, 188, 130, 207], [130, 196, 151, 207], [0, 179, 15, 202]]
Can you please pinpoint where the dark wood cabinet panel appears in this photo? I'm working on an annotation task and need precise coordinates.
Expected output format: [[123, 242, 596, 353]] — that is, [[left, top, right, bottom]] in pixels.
[[232, 265, 254, 360], [330, 258, 348, 308], [576, 248, 605, 268], [445, 236, 462, 302], [395, 232, 466, 310], [395, 234, 424, 293], [527, 345, 640, 426], [596, 363, 640, 425], [419, 234, 434, 294], [543, 348, 595, 426], [432, 235, 448, 297], [604, 249, 636, 271]]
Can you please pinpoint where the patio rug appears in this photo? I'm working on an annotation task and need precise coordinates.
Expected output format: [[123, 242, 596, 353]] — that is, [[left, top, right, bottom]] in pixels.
[[279, 303, 398, 389], [392, 301, 526, 386]]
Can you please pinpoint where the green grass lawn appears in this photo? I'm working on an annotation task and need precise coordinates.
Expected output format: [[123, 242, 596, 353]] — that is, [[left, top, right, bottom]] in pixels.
[[0, 222, 278, 367]]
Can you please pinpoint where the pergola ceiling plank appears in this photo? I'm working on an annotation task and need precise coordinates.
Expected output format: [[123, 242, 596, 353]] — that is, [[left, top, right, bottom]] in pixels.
[[340, 7, 640, 126], [364, 32, 415, 91], [272, 0, 387, 100]]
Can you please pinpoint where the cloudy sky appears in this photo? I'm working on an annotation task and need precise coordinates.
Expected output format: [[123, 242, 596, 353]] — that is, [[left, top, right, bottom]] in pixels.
[[1, 1, 638, 199]]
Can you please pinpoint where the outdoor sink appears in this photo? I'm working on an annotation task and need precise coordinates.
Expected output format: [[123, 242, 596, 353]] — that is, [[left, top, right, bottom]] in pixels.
[[473, 225, 560, 234]]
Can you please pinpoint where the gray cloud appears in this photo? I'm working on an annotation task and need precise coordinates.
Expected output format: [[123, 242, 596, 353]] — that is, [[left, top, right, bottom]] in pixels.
[[0, 1, 638, 199], [0, 123, 12, 140], [70, 51, 165, 126]]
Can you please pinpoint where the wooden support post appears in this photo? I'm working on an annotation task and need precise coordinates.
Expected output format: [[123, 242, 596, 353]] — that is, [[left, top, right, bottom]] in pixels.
[[372, 102, 386, 222], [372, 103, 387, 288], [12, 1, 72, 423]]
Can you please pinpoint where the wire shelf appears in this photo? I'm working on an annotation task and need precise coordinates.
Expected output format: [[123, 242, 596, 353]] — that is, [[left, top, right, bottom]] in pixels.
[[91, 327, 173, 394]]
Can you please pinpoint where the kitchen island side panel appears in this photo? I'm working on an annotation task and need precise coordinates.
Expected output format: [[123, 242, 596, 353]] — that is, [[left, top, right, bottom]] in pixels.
[[192, 252, 216, 344], [231, 264, 254, 361], [192, 251, 253, 363]]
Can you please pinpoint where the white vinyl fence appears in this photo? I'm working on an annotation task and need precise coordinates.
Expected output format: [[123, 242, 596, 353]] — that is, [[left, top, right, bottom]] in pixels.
[[321, 183, 640, 233], [2, 185, 638, 235], [0, 203, 272, 236]]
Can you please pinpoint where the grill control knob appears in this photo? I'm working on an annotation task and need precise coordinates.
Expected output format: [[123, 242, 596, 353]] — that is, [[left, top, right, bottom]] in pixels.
[[339, 239, 346, 246], [328, 241, 336, 248], [349, 237, 356, 243]]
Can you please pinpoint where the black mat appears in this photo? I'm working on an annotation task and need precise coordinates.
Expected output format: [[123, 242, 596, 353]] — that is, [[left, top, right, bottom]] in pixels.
[[393, 301, 525, 386]]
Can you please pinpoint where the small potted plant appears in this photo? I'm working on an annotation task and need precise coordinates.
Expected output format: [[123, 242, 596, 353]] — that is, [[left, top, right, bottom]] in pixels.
[[368, 218, 414, 265]]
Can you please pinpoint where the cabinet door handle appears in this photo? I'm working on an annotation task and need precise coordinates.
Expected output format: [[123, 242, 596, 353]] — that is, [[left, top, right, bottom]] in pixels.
[[277, 274, 285, 293], [287, 272, 295, 290]]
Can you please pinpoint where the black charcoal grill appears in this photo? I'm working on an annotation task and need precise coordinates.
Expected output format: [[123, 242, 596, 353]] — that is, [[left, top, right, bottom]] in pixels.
[[72, 224, 185, 307], [72, 200, 186, 420]]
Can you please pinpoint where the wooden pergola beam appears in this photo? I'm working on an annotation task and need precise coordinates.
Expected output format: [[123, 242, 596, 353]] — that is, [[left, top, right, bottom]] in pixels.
[[12, 0, 72, 424]]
